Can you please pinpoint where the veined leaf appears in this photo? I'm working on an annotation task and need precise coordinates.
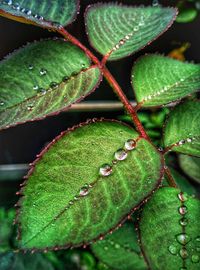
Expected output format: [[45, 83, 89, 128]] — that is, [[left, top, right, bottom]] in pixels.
[[85, 4, 177, 61], [0, 39, 101, 130], [17, 120, 163, 250], [91, 221, 147, 270], [0, 0, 79, 30], [179, 155, 200, 183], [140, 187, 200, 270], [163, 101, 200, 156], [132, 54, 200, 107]]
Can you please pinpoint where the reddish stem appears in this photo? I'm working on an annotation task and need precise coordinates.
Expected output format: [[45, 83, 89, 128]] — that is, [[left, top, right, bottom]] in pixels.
[[59, 28, 149, 140], [164, 166, 177, 188]]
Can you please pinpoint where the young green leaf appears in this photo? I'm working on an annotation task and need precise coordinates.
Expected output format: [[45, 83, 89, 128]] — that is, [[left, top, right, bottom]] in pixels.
[[85, 4, 177, 61], [0, 0, 79, 30], [163, 100, 200, 156], [179, 155, 200, 183], [140, 187, 200, 270], [91, 221, 147, 270], [132, 54, 200, 107], [0, 39, 101, 130], [17, 120, 163, 250]]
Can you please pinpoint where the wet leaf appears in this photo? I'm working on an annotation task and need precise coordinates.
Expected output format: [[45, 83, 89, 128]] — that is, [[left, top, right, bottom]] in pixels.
[[179, 155, 200, 183], [17, 120, 162, 250]]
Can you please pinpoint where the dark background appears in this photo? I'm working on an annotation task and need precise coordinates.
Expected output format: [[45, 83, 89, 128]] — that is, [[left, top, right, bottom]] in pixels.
[[0, 0, 200, 164]]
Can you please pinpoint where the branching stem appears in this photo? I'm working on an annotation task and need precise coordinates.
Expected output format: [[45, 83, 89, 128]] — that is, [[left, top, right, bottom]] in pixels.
[[59, 28, 149, 140], [164, 166, 177, 188]]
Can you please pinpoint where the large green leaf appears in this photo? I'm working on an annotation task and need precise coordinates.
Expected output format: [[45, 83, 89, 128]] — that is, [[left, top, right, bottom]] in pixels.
[[0, 0, 79, 30], [179, 155, 200, 183], [0, 39, 101, 130], [85, 4, 177, 61], [17, 120, 163, 250], [91, 221, 147, 270], [140, 187, 200, 270], [163, 100, 200, 156], [132, 54, 200, 107], [0, 252, 54, 270]]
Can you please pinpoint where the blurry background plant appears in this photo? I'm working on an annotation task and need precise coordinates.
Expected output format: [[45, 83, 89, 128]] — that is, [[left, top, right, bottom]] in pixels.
[[176, 0, 200, 23]]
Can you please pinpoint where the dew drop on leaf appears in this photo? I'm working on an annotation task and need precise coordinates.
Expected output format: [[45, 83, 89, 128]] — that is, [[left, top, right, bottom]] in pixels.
[[28, 64, 34, 70], [50, 82, 59, 89], [114, 149, 128, 161], [99, 164, 112, 176], [179, 206, 187, 215], [79, 185, 90, 197], [196, 236, 200, 242], [62, 76, 69, 82], [176, 233, 191, 245], [178, 193, 188, 202], [40, 68, 47, 76], [168, 245, 178, 255], [0, 101, 4, 106], [125, 139, 136, 150], [33, 85, 39, 91], [191, 254, 199, 263], [179, 218, 188, 226], [179, 248, 188, 259]]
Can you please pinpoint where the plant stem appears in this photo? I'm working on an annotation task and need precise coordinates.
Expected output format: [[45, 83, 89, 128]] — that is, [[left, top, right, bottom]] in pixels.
[[164, 166, 177, 188], [59, 28, 149, 140]]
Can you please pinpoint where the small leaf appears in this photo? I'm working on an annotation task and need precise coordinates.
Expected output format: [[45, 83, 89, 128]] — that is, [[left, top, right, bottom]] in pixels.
[[91, 221, 147, 270], [140, 187, 200, 270], [0, 252, 54, 270], [132, 54, 200, 107], [0, 0, 79, 30], [179, 154, 200, 183], [17, 119, 163, 250], [91, 222, 147, 270], [85, 4, 177, 61], [176, 8, 198, 23], [163, 100, 200, 156], [0, 39, 101, 130]]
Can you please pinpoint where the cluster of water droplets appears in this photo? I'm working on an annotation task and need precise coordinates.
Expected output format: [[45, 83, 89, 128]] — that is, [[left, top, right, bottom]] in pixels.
[[1, 0, 62, 27], [112, 15, 145, 52], [102, 239, 133, 253], [99, 139, 136, 177], [168, 192, 200, 268], [175, 137, 196, 147]]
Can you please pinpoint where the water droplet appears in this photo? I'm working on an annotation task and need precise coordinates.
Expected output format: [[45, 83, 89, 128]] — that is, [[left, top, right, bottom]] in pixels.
[[33, 85, 39, 90], [50, 82, 58, 89], [25, 9, 31, 16], [176, 233, 191, 245], [179, 217, 188, 226], [134, 26, 139, 31], [63, 76, 69, 82], [179, 205, 187, 215], [114, 149, 128, 161], [115, 243, 120, 249], [125, 139, 136, 150], [81, 63, 86, 68], [40, 68, 47, 76], [168, 245, 178, 255], [192, 254, 199, 263], [0, 101, 4, 106], [13, 3, 20, 10], [178, 193, 188, 202], [39, 88, 46, 95], [28, 64, 34, 70], [152, 0, 160, 6], [99, 164, 112, 176], [179, 248, 188, 259], [4, 0, 12, 5], [79, 185, 89, 197]]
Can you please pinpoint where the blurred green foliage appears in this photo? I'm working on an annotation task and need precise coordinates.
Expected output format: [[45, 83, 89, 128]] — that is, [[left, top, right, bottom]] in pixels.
[[176, 0, 200, 23]]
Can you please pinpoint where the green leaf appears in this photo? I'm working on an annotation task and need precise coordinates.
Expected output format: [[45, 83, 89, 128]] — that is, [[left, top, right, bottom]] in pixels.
[[85, 4, 177, 61], [0, 39, 101, 130], [179, 154, 200, 183], [91, 221, 147, 270], [0, 0, 79, 30], [17, 120, 162, 250], [132, 54, 200, 107], [0, 252, 54, 270], [140, 187, 200, 270], [176, 8, 198, 23], [163, 100, 200, 156]]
